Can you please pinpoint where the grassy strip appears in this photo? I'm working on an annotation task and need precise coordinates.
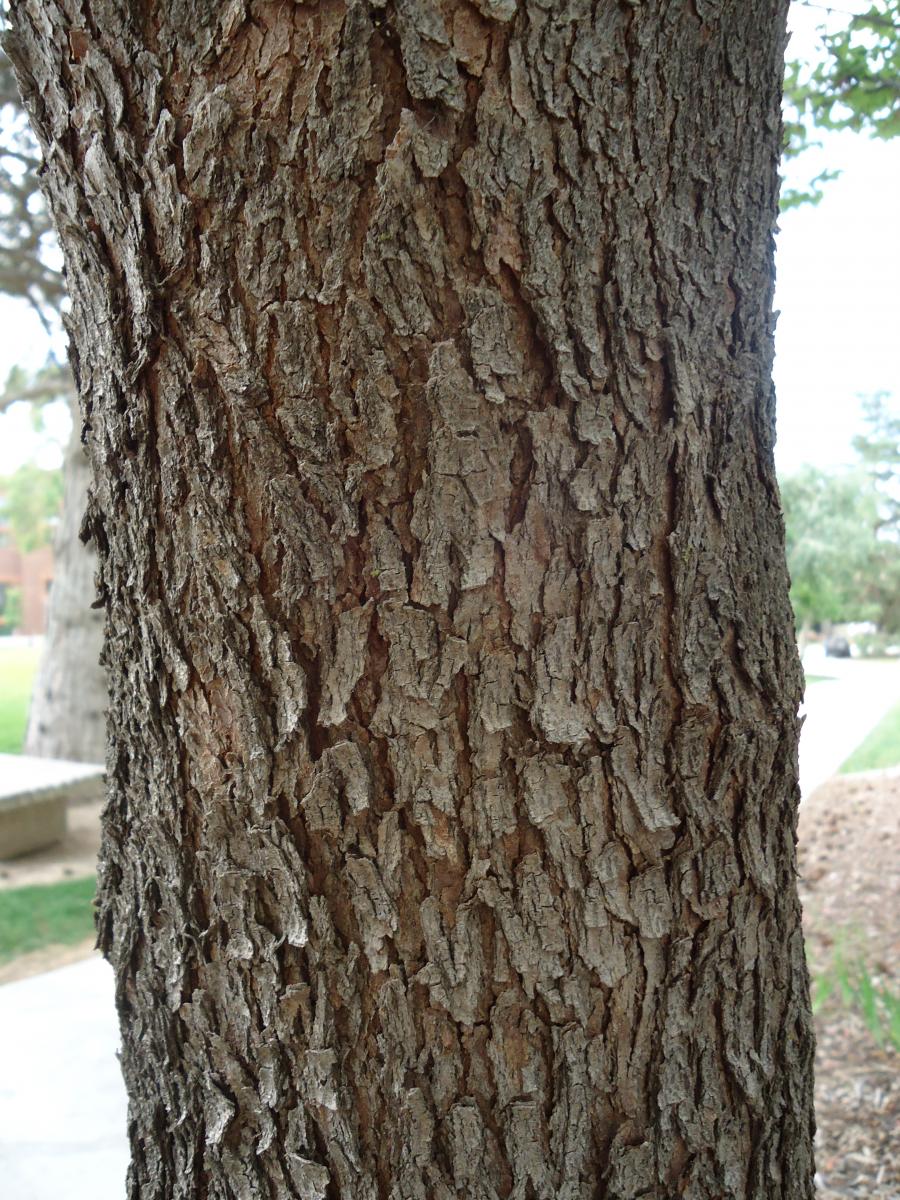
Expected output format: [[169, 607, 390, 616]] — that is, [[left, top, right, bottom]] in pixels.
[[812, 957, 900, 1052], [840, 699, 900, 774], [0, 644, 41, 754], [0, 876, 96, 963]]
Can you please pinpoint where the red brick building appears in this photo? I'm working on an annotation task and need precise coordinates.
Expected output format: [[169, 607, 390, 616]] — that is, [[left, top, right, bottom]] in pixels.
[[0, 534, 53, 634]]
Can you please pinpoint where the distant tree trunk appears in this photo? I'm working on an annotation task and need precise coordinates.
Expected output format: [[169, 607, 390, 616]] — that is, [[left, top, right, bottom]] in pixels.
[[796, 617, 813, 661], [25, 392, 106, 762], [7, 2, 815, 1198]]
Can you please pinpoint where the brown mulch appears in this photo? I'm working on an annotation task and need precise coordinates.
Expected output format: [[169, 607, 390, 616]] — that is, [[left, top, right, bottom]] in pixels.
[[798, 770, 900, 1199], [0, 936, 98, 985]]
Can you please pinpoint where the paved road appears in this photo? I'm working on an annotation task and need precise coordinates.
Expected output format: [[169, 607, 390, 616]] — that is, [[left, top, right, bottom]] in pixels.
[[1, 655, 897, 1196], [798, 652, 900, 797]]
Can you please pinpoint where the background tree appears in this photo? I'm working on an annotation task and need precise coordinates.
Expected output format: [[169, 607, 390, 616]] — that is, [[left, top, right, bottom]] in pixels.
[[0, 456, 63, 552], [782, 0, 900, 206], [780, 464, 884, 630], [0, 30, 60, 310], [779, 4, 900, 640], [781, 404, 900, 640], [6, 1, 816, 1196], [790, 0, 900, 139], [854, 392, 900, 529], [0, 582, 22, 633], [853, 392, 900, 631], [0, 21, 105, 761]]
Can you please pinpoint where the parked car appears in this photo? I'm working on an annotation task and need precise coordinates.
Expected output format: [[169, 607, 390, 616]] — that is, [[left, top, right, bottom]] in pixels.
[[824, 635, 851, 658]]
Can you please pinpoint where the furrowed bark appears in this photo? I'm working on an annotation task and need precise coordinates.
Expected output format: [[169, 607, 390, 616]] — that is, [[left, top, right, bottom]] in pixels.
[[6, 2, 815, 1197]]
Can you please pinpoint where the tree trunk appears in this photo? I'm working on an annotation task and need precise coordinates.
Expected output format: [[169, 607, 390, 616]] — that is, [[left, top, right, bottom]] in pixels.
[[6, 2, 815, 1197], [24, 391, 106, 762]]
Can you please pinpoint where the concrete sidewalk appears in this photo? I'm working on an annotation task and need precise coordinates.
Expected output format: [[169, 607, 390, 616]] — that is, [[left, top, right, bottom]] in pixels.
[[0, 956, 128, 1199], [799, 654, 900, 797]]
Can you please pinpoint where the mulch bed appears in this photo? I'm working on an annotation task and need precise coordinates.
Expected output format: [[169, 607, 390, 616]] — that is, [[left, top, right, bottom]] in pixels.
[[798, 770, 900, 1198]]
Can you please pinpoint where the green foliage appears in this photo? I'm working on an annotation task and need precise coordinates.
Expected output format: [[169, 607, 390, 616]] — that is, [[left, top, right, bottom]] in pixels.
[[0, 875, 96, 963], [0, 459, 63, 551], [853, 392, 900, 530], [854, 629, 900, 657], [852, 394, 900, 629], [840, 699, 900, 772], [795, 1, 900, 139], [782, 0, 900, 207], [0, 583, 21, 634], [778, 164, 840, 211], [812, 946, 900, 1052], [780, 464, 887, 628], [0, 640, 39, 750], [781, 59, 841, 209], [782, 410, 900, 632]]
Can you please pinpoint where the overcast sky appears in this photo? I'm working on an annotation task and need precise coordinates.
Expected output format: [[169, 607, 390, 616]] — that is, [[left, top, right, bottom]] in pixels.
[[775, 2, 900, 474], [0, 1, 898, 479]]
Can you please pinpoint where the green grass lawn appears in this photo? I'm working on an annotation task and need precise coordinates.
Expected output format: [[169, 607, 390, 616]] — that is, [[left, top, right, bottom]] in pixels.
[[0, 875, 96, 963], [0, 643, 41, 753], [840, 699, 900, 774]]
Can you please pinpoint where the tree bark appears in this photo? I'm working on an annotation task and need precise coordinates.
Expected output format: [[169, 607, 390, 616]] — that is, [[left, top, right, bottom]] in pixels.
[[25, 391, 107, 762], [6, 2, 815, 1197]]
